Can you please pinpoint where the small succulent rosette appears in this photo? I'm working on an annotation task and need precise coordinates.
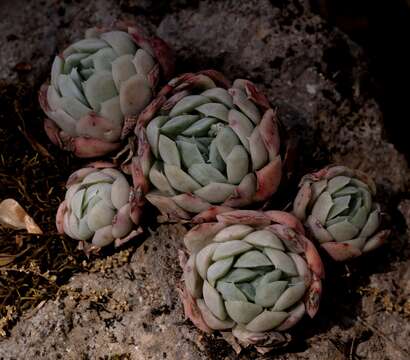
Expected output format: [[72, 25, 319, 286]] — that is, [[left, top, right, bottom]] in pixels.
[[56, 162, 142, 254], [133, 70, 285, 223], [39, 24, 174, 157], [179, 210, 324, 352], [293, 165, 390, 261]]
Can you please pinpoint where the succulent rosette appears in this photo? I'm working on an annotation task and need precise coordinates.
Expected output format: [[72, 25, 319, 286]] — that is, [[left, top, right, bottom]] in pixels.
[[179, 210, 324, 351], [39, 24, 174, 158], [133, 71, 284, 223], [56, 162, 142, 253], [293, 165, 390, 261]]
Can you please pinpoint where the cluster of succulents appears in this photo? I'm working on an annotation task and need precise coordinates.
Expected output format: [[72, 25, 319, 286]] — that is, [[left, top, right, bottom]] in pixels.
[[56, 162, 142, 254], [293, 165, 390, 261], [133, 71, 284, 223], [39, 25, 174, 158], [39, 22, 390, 353], [180, 210, 324, 350]]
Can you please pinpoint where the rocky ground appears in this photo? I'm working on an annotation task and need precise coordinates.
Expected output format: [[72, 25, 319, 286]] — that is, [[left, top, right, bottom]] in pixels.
[[0, 0, 409, 359]]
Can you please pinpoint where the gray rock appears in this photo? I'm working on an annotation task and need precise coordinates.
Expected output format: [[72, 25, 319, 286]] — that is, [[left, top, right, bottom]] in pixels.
[[157, 0, 409, 194], [0, 225, 211, 360], [0, 0, 409, 359]]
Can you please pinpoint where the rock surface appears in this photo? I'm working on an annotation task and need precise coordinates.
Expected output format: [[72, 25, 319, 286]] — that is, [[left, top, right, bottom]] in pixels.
[[0, 0, 409, 359]]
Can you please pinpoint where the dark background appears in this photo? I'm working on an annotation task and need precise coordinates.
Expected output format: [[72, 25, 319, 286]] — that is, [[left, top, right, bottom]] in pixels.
[[310, 0, 410, 160]]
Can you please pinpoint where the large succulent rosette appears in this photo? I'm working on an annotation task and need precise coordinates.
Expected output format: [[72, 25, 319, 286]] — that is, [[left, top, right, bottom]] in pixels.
[[39, 24, 174, 158], [293, 165, 390, 261], [133, 71, 284, 223], [179, 210, 324, 352], [56, 162, 142, 253]]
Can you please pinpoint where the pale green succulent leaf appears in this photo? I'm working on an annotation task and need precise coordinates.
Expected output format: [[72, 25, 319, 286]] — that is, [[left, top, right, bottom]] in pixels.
[[71, 189, 86, 219], [97, 183, 114, 209], [231, 88, 261, 124], [359, 210, 380, 238], [58, 74, 88, 106], [51, 56, 64, 89], [161, 115, 200, 136], [63, 53, 88, 74], [196, 244, 218, 280], [350, 178, 370, 191], [327, 195, 351, 220], [70, 68, 83, 89], [184, 254, 203, 298], [254, 280, 288, 307], [220, 268, 259, 283], [197, 299, 235, 330], [264, 248, 298, 276], [100, 31, 137, 56], [71, 38, 108, 53], [249, 127, 268, 171], [359, 188, 372, 211], [93, 48, 117, 72], [109, 174, 130, 210], [201, 88, 233, 108], [82, 172, 113, 186], [79, 53, 94, 68], [213, 225, 253, 243], [100, 96, 123, 127], [60, 96, 92, 120], [196, 103, 229, 122], [111, 54, 137, 91], [86, 201, 116, 232], [175, 140, 205, 168], [225, 301, 263, 324], [325, 215, 349, 227], [272, 282, 306, 311], [112, 204, 133, 238], [188, 164, 227, 186], [212, 240, 253, 261], [203, 280, 227, 320], [195, 137, 212, 155], [243, 230, 285, 250], [91, 225, 114, 247], [77, 217, 93, 240], [245, 311, 288, 332], [327, 176, 351, 194], [349, 206, 369, 229], [234, 250, 272, 268], [311, 191, 333, 224], [119, 74, 151, 116], [173, 194, 211, 213], [207, 257, 234, 286], [149, 162, 176, 195], [226, 145, 249, 185], [163, 164, 201, 193], [158, 135, 181, 167], [169, 95, 209, 117], [146, 116, 169, 158], [209, 139, 226, 172], [216, 127, 240, 162], [228, 109, 253, 151], [310, 179, 328, 203], [216, 282, 247, 302], [83, 71, 118, 112], [258, 269, 283, 285], [80, 69, 93, 79], [133, 49, 155, 75], [327, 220, 359, 242], [194, 182, 236, 203], [333, 186, 359, 197], [236, 283, 256, 302], [181, 117, 218, 137]]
